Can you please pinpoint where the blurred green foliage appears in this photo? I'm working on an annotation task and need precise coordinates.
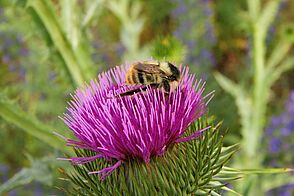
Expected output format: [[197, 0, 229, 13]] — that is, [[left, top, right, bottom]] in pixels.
[[0, 0, 293, 195], [151, 36, 186, 63]]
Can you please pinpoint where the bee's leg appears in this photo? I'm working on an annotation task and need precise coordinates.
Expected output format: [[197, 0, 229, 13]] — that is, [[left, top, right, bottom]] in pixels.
[[117, 88, 146, 97], [162, 80, 170, 94], [150, 83, 160, 88], [117, 83, 159, 97]]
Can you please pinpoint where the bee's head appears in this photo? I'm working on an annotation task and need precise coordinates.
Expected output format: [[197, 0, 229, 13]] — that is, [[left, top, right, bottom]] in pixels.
[[168, 62, 181, 81]]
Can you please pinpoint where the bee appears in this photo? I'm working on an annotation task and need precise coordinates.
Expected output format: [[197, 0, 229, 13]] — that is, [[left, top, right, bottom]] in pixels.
[[118, 60, 181, 96]]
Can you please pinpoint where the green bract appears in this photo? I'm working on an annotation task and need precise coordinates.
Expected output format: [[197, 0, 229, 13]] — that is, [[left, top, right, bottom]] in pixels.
[[61, 119, 240, 195]]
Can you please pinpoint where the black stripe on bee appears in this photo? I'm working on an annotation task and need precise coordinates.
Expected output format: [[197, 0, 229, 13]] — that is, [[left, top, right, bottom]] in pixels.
[[138, 71, 144, 84], [117, 83, 160, 97], [168, 62, 180, 81], [162, 80, 170, 92]]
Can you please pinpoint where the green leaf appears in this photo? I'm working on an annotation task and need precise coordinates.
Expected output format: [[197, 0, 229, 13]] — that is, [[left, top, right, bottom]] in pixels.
[[214, 72, 240, 97], [107, 0, 148, 61], [262, 174, 294, 192], [237, 168, 294, 174], [214, 72, 252, 148], [258, 0, 282, 36], [0, 93, 71, 154], [221, 186, 242, 196], [221, 166, 293, 175], [0, 156, 61, 194], [267, 41, 292, 71], [60, 0, 95, 80], [247, 0, 260, 20], [82, 0, 105, 27], [268, 56, 294, 84], [26, 0, 87, 86], [0, 169, 42, 194], [61, 0, 80, 49], [221, 144, 240, 155]]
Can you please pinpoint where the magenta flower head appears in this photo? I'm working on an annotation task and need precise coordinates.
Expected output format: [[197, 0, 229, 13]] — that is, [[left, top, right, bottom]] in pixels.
[[59, 63, 213, 179]]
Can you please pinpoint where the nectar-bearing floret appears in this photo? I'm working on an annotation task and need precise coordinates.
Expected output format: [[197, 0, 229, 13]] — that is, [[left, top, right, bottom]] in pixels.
[[59, 63, 213, 179]]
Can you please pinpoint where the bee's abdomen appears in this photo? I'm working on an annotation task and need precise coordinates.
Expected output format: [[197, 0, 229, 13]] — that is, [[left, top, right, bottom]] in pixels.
[[125, 69, 136, 84], [126, 72, 160, 84], [145, 73, 159, 84], [125, 65, 162, 84], [125, 69, 145, 84]]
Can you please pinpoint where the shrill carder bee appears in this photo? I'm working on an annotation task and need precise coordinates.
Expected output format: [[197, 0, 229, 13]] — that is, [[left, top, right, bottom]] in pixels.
[[119, 60, 181, 96]]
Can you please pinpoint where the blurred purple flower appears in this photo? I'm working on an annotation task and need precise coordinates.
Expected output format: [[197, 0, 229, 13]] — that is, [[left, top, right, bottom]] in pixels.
[[271, 116, 282, 127], [0, 26, 29, 80], [3, 37, 13, 50], [34, 183, 44, 196], [200, 49, 212, 60], [281, 127, 291, 136], [171, 4, 187, 17], [290, 91, 294, 100], [286, 120, 294, 129], [19, 67, 26, 79], [266, 0, 288, 44], [101, 53, 111, 64], [19, 48, 29, 56], [0, 164, 9, 182], [115, 43, 125, 57], [58, 63, 213, 179], [172, 0, 216, 69], [187, 40, 196, 50], [8, 64, 16, 72], [205, 21, 216, 44], [91, 53, 100, 63], [16, 35, 24, 44], [91, 41, 101, 49], [203, 2, 213, 16], [8, 190, 17, 196], [2, 55, 11, 64], [265, 127, 274, 136], [267, 183, 294, 196], [286, 92, 294, 114], [48, 71, 57, 81], [269, 138, 282, 153], [265, 90, 294, 196]]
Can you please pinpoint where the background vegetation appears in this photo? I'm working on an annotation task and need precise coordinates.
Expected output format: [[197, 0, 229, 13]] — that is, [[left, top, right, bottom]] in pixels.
[[0, 0, 293, 195]]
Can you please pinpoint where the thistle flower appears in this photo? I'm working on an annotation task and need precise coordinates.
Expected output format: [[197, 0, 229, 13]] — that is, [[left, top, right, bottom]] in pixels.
[[59, 63, 213, 179]]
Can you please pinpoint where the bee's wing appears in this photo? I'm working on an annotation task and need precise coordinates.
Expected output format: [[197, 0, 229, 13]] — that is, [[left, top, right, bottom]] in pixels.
[[133, 63, 162, 74]]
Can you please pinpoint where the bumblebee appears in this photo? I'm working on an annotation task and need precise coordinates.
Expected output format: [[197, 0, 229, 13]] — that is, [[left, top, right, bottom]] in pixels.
[[119, 60, 181, 96]]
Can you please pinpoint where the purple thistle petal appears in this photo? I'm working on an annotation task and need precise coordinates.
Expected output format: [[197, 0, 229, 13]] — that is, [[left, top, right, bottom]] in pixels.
[[175, 126, 211, 143], [59, 63, 212, 179], [88, 160, 123, 180], [57, 154, 103, 164]]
